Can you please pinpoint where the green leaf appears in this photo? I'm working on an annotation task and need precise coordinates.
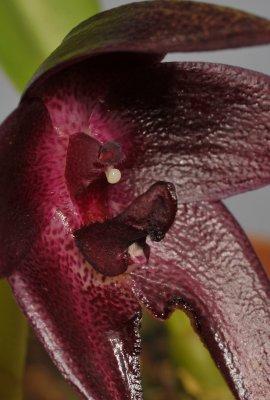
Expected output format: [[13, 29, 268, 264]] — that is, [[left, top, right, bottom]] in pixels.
[[0, 280, 27, 400], [0, 0, 100, 90]]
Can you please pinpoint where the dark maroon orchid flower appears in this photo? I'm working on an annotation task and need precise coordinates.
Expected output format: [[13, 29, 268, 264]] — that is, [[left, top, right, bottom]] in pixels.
[[1, 1, 270, 399]]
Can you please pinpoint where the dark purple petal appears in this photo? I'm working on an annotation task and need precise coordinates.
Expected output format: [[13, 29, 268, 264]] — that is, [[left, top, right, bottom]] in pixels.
[[0, 99, 73, 277], [123, 62, 270, 202], [130, 201, 270, 400], [33, 61, 270, 203], [65, 132, 102, 197], [118, 181, 177, 242], [9, 211, 142, 400], [27, 0, 270, 92], [1, 100, 143, 399], [75, 220, 149, 277], [75, 181, 177, 276]]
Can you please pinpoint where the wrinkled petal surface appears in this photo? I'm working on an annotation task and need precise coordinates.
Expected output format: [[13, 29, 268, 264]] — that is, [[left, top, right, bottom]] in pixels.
[[0, 100, 70, 276], [130, 201, 270, 400], [3, 58, 270, 400], [123, 63, 270, 202], [9, 210, 142, 400], [0, 99, 142, 399], [28, 0, 270, 91], [33, 61, 270, 203]]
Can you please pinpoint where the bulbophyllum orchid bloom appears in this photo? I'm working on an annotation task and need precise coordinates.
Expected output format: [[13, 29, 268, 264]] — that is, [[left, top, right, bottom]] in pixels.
[[0, 1, 270, 399]]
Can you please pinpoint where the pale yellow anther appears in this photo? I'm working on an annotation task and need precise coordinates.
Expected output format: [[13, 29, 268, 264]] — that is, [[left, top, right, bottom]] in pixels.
[[105, 166, 121, 184]]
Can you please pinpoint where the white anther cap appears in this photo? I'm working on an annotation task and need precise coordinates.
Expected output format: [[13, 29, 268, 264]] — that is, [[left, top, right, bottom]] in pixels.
[[105, 166, 121, 184]]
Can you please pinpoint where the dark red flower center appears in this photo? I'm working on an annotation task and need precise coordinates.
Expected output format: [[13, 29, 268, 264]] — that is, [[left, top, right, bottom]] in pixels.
[[66, 132, 122, 198], [65, 132, 177, 277]]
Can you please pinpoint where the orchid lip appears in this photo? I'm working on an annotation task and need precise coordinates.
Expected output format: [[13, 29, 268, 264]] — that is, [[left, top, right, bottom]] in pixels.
[[74, 181, 177, 277]]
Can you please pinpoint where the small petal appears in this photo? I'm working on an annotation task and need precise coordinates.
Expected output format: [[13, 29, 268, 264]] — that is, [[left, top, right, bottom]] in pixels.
[[75, 181, 177, 276], [118, 181, 177, 241], [27, 0, 270, 91], [75, 220, 148, 277], [130, 201, 270, 399]]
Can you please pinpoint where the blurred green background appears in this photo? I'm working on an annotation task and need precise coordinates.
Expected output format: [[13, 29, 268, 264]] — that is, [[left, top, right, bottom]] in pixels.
[[0, 0, 100, 89]]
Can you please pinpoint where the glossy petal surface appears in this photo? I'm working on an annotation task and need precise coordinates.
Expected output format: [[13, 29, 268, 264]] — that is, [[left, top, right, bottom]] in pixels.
[[130, 201, 270, 400], [124, 63, 270, 202], [9, 210, 142, 400], [3, 59, 270, 400], [33, 61, 270, 203], [0, 99, 144, 399], [28, 0, 270, 91], [0, 101, 143, 400]]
